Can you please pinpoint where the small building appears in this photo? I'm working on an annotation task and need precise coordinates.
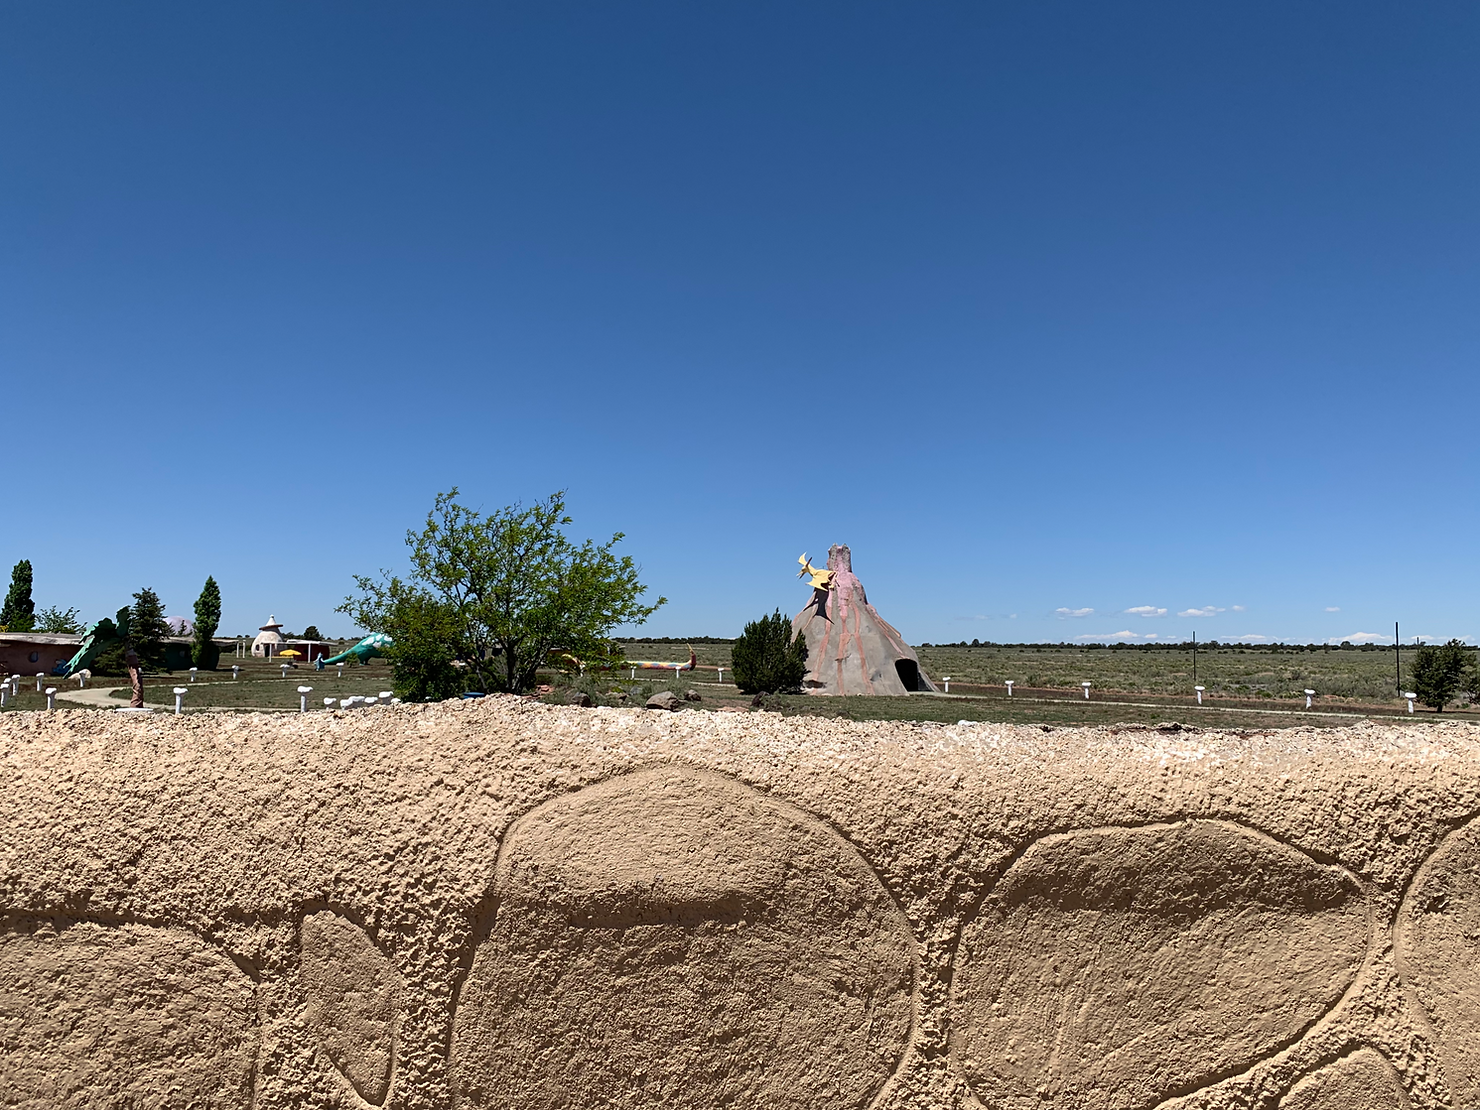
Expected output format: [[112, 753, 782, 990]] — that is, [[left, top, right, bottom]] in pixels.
[[279, 640, 334, 664], [0, 633, 83, 677], [252, 615, 285, 658]]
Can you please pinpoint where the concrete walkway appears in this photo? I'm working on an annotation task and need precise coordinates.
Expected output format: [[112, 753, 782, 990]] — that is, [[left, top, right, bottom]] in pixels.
[[53, 685, 172, 710]]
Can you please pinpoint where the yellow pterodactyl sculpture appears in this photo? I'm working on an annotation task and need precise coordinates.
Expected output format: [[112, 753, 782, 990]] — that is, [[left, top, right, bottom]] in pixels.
[[797, 553, 834, 591]]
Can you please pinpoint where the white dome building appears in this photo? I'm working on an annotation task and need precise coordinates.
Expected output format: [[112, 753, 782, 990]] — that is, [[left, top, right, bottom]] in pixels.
[[252, 615, 286, 658]]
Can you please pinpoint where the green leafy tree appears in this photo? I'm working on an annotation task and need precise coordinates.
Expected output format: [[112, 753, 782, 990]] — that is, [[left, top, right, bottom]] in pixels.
[[731, 609, 807, 694], [129, 588, 171, 670], [1411, 638, 1475, 712], [35, 605, 84, 634], [340, 489, 664, 694], [375, 586, 466, 702], [192, 576, 222, 669], [0, 560, 35, 633], [302, 625, 323, 641]]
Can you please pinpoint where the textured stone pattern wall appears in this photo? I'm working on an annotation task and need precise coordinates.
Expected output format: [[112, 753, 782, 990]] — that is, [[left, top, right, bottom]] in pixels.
[[1, 703, 1478, 1109]]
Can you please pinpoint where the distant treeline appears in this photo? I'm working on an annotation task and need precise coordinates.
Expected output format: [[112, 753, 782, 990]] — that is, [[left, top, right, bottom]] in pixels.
[[618, 636, 1409, 651], [920, 640, 1405, 651], [612, 636, 736, 644]]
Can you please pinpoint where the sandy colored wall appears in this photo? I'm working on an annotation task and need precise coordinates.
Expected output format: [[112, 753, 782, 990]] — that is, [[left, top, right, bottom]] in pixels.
[[1, 701, 1479, 1109]]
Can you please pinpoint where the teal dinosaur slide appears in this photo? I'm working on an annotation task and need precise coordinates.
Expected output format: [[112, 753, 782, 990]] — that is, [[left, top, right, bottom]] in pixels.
[[315, 632, 393, 669], [53, 610, 131, 677]]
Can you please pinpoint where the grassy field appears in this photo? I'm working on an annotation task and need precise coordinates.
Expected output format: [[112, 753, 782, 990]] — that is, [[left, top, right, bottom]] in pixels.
[[619, 640, 1457, 705], [3, 640, 1472, 731]]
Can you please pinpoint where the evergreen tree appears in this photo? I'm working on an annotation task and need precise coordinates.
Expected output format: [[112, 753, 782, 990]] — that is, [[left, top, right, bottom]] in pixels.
[[0, 560, 36, 633], [90, 608, 133, 676], [731, 609, 807, 694], [1411, 639, 1475, 712], [129, 588, 171, 670], [302, 625, 323, 641], [192, 576, 222, 670]]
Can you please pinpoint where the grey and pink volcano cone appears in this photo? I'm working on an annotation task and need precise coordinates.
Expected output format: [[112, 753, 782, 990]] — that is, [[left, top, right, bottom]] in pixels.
[[791, 544, 936, 696]]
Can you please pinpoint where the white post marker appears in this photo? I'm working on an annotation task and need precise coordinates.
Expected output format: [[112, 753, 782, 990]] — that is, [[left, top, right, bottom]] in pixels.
[[173, 686, 188, 714], [189, 667, 198, 683], [232, 665, 240, 680], [280, 663, 290, 679], [1194, 684, 1205, 705], [10, 675, 19, 696], [45, 687, 57, 713], [0, 686, 7, 707], [1304, 688, 1316, 709], [336, 663, 344, 679], [324, 697, 337, 709], [1082, 681, 1092, 700], [75, 673, 85, 689], [630, 666, 637, 680], [1405, 692, 1416, 714], [943, 675, 951, 693], [298, 686, 313, 713], [717, 666, 724, 683], [379, 691, 392, 702], [36, 673, 45, 692], [1005, 680, 1014, 697]]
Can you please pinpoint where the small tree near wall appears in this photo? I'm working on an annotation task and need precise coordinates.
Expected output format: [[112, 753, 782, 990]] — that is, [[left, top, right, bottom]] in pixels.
[[731, 610, 807, 695], [1411, 639, 1476, 712]]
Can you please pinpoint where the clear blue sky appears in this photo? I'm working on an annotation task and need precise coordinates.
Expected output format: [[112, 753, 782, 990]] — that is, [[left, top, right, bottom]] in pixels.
[[4, 2, 1476, 645]]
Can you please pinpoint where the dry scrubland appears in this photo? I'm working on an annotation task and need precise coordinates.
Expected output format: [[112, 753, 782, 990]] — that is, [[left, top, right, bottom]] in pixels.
[[4, 643, 1470, 732]]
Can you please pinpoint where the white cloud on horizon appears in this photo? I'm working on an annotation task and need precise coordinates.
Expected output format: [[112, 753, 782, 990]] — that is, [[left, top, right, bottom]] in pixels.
[[1328, 632, 1388, 644], [1232, 634, 1269, 643], [1231, 605, 1247, 612], [1056, 607, 1094, 618], [1124, 605, 1167, 618], [1324, 606, 1341, 612], [1075, 630, 1160, 643], [1178, 606, 1226, 618]]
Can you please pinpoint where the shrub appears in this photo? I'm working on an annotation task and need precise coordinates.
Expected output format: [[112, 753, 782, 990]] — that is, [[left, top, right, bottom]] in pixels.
[[1411, 639, 1477, 712], [385, 590, 466, 702], [731, 609, 807, 694], [36, 605, 84, 634]]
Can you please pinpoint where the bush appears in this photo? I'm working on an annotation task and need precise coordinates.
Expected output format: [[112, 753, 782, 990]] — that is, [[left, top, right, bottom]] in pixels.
[[731, 609, 807, 694], [36, 605, 83, 634], [1411, 639, 1477, 712], [385, 590, 466, 702]]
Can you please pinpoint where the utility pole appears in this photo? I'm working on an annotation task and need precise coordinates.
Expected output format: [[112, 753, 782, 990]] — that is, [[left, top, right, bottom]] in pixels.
[[1192, 631, 1197, 686], [1395, 621, 1400, 693]]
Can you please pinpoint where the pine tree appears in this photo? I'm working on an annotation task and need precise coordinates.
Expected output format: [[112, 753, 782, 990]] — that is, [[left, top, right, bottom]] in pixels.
[[192, 576, 222, 669], [129, 587, 171, 670], [1411, 639, 1475, 713], [0, 560, 36, 633], [731, 609, 807, 694]]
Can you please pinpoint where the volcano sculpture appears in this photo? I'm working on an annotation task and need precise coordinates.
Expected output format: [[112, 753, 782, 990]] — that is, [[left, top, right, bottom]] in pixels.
[[791, 544, 936, 696]]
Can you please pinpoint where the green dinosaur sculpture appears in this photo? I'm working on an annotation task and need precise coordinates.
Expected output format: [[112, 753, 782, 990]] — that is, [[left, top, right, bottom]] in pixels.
[[315, 632, 393, 670], [54, 608, 131, 677]]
